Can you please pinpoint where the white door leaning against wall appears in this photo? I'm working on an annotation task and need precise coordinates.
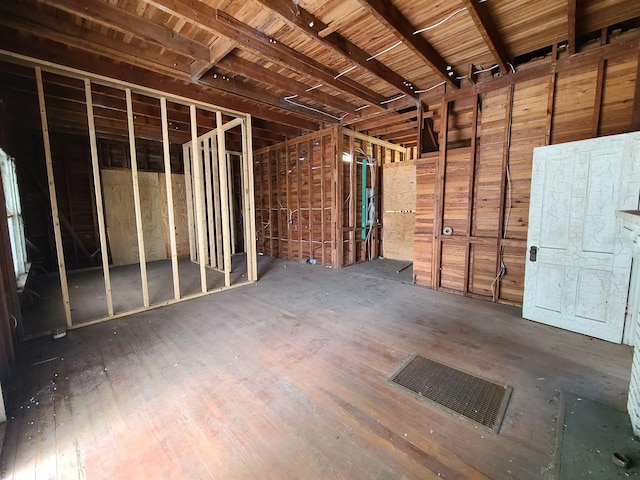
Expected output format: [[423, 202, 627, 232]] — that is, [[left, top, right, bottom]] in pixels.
[[523, 132, 640, 343]]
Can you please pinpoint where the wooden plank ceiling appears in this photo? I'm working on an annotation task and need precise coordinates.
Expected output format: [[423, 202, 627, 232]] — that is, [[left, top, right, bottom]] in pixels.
[[0, 0, 638, 148]]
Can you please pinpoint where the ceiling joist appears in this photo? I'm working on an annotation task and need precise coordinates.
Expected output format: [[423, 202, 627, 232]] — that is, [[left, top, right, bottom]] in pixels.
[[252, 0, 417, 96], [0, 3, 190, 78], [0, 30, 321, 131], [142, 0, 386, 109], [38, 0, 210, 62], [355, 0, 461, 89]]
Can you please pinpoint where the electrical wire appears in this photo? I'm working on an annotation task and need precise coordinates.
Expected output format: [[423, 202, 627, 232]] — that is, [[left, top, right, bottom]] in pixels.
[[334, 65, 357, 79], [414, 81, 445, 94], [284, 95, 343, 120], [380, 94, 406, 105], [475, 64, 499, 74], [367, 41, 403, 61], [413, 8, 466, 35]]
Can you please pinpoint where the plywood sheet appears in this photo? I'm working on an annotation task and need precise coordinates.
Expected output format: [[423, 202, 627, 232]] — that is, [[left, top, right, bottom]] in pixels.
[[159, 173, 190, 257], [383, 161, 416, 261], [102, 169, 167, 266]]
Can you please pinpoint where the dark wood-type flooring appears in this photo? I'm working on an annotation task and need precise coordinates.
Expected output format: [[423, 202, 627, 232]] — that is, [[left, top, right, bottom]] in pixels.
[[0, 257, 633, 479]]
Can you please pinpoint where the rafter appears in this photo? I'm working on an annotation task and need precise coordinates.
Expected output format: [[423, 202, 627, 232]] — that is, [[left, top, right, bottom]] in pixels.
[[38, 0, 210, 62], [0, 3, 189, 77], [568, 0, 578, 55], [142, 0, 387, 108], [217, 56, 358, 115], [252, 0, 416, 96], [459, 0, 510, 74], [355, 0, 460, 89], [0, 16, 336, 126]]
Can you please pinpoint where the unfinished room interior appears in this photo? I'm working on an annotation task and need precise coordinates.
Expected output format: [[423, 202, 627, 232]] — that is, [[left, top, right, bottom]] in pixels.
[[0, 0, 639, 478]]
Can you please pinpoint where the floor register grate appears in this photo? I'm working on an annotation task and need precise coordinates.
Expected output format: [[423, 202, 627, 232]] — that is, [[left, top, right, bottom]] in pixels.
[[390, 354, 512, 433]]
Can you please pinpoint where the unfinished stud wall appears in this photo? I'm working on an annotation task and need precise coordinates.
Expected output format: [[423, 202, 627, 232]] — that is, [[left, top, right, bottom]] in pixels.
[[253, 127, 408, 269], [254, 128, 336, 267], [412, 29, 640, 306]]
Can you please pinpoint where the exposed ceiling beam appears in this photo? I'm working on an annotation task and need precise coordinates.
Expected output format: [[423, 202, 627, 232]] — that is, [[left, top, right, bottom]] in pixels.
[[217, 56, 358, 115], [355, 0, 460, 89], [0, 25, 319, 125], [0, 4, 189, 78], [191, 39, 236, 80], [568, 0, 578, 55], [38, 0, 211, 62], [143, 0, 387, 108], [197, 72, 338, 123], [252, 0, 417, 96], [459, 0, 510, 74], [0, 31, 321, 131]]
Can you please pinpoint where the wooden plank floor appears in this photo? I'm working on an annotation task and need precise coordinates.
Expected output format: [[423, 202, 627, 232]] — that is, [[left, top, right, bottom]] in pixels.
[[0, 256, 633, 479]]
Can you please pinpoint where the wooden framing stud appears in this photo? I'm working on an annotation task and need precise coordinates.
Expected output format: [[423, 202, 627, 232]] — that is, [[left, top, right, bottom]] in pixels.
[[160, 97, 181, 300], [35, 66, 72, 328], [216, 111, 232, 287], [190, 105, 208, 293], [242, 115, 258, 282], [85, 79, 114, 315], [125, 88, 150, 308], [183, 144, 197, 262]]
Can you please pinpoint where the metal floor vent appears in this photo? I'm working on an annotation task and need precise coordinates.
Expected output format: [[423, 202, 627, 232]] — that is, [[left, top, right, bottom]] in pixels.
[[390, 354, 512, 433]]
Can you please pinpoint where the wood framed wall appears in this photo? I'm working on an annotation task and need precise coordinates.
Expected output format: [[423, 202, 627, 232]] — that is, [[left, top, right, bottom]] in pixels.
[[1, 51, 257, 330], [254, 128, 337, 267], [413, 28, 640, 306], [253, 127, 408, 269]]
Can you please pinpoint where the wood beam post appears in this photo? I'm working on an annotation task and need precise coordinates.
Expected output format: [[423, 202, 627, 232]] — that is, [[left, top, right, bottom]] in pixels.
[[568, 0, 577, 56], [464, 94, 480, 293], [545, 44, 558, 145], [432, 98, 448, 290], [632, 50, 640, 131]]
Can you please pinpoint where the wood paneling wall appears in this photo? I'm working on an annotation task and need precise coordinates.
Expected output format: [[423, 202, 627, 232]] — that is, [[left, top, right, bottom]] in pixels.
[[414, 29, 640, 306]]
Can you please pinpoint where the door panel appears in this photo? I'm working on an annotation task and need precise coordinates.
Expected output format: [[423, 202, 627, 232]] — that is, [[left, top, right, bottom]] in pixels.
[[524, 132, 640, 343]]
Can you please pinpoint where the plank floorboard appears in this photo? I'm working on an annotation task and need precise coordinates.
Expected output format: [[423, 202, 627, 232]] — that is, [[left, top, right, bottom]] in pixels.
[[0, 256, 633, 479]]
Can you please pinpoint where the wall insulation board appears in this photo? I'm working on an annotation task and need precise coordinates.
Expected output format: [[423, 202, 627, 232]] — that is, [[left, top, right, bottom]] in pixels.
[[382, 160, 416, 262]]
